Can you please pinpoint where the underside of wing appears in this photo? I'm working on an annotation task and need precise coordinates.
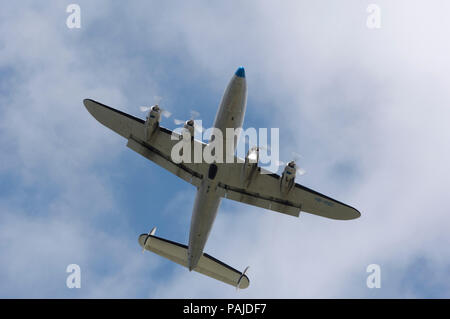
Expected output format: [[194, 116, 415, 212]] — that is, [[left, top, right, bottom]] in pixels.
[[138, 234, 249, 289], [292, 182, 360, 220], [218, 179, 301, 217], [215, 161, 360, 220], [84, 99, 208, 188], [84, 99, 146, 140], [84, 98, 360, 220]]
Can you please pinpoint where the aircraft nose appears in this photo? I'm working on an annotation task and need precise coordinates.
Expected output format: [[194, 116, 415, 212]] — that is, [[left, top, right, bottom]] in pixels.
[[235, 66, 245, 78]]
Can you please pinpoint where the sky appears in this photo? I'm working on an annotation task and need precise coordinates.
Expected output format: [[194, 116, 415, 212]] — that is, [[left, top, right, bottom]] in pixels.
[[1, 0, 450, 298]]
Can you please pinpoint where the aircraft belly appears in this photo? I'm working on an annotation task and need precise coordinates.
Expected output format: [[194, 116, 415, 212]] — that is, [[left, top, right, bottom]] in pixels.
[[188, 181, 222, 269], [213, 77, 246, 132], [188, 72, 247, 270]]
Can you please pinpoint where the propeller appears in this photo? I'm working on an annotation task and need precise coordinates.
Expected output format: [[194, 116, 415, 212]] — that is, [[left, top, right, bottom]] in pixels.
[[247, 145, 271, 159], [236, 266, 250, 291], [142, 227, 157, 253], [243, 138, 305, 175], [290, 151, 306, 175], [292, 151, 302, 163], [242, 138, 274, 167], [139, 96, 172, 118], [276, 151, 306, 176], [243, 136, 271, 152], [174, 109, 204, 133]]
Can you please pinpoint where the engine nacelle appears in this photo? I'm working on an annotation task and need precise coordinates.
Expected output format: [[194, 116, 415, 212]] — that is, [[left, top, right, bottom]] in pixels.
[[246, 147, 259, 164], [183, 119, 195, 138], [240, 147, 259, 186], [280, 161, 296, 193], [145, 105, 162, 140]]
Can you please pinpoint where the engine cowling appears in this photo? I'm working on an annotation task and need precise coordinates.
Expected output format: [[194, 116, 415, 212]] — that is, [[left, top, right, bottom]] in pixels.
[[240, 147, 259, 186], [280, 161, 296, 193], [145, 105, 162, 140], [246, 147, 259, 164], [183, 119, 195, 138]]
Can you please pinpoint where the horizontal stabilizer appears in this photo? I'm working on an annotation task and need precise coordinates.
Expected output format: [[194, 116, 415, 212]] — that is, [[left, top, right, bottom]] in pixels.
[[138, 233, 250, 289]]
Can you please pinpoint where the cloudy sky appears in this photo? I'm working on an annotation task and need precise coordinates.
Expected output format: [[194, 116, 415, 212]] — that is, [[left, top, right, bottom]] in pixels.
[[1, 0, 450, 298]]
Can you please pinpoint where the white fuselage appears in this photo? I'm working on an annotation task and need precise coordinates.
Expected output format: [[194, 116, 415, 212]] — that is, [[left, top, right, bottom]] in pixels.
[[187, 70, 247, 270]]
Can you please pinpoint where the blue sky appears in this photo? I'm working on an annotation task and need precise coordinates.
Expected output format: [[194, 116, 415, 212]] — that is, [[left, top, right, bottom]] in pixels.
[[1, 1, 450, 298]]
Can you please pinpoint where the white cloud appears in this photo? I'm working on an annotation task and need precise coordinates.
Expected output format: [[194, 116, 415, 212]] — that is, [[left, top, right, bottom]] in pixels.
[[0, 1, 159, 298], [143, 0, 450, 298], [1, 0, 450, 298]]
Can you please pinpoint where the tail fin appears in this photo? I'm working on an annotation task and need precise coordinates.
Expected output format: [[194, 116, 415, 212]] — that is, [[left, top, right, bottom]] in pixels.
[[138, 232, 250, 289]]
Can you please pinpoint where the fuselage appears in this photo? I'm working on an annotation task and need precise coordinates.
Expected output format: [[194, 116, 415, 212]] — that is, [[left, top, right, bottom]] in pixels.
[[187, 67, 247, 270]]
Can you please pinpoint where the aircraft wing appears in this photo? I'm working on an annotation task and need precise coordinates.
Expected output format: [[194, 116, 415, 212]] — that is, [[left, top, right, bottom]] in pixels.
[[84, 99, 208, 188], [84, 99, 360, 220], [214, 162, 361, 220]]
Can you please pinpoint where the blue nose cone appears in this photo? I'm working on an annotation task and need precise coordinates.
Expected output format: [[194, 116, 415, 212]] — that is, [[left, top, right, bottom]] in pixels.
[[235, 66, 245, 78]]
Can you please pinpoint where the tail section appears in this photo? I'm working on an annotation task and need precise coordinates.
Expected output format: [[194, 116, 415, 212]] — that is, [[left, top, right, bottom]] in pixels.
[[138, 230, 250, 289]]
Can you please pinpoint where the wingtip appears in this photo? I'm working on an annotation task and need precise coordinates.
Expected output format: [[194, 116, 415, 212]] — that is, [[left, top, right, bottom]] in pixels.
[[138, 234, 147, 248], [83, 98, 93, 109], [350, 207, 361, 220], [238, 274, 250, 289]]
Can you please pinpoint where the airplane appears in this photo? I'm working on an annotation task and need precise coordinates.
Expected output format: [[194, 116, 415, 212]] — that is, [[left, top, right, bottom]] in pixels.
[[84, 66, 360, 289]]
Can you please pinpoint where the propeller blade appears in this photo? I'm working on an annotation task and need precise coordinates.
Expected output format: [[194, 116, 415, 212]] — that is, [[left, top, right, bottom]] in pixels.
[[161, 110, 172, 118], [236, 266, 250, 291], [190, 110, 200, 119], [258, 144, 271, 151], [139, 96, 171, 119], [142, 227, 157, 253], [290, 152, 306, 176], [243, 135, 271, 152], [194, 120, 204, 133], [174, 109, 203, 130], [292, 151, 303, 162], [275, 160, 285, 167], [154, 95, 163, 105], [139, 106, 152, 112]]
